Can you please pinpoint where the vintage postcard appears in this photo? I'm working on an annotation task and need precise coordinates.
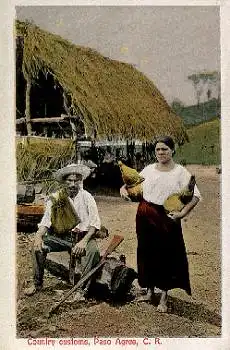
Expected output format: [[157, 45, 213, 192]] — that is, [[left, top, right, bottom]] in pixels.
[[1, 2, 229, 349]]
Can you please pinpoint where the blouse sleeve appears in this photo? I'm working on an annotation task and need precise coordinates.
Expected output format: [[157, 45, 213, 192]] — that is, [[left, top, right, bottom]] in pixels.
[[139, 164, 151, 178], [180, 167, 202, 200]]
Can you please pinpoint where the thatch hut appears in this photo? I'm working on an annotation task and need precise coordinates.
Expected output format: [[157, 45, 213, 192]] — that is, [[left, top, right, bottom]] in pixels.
[[16, 20, 188, 144]]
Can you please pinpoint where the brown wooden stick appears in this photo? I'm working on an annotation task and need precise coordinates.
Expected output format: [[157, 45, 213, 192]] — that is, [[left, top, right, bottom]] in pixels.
[[48, 234, 124, 316], [16, 115, 80, 124]]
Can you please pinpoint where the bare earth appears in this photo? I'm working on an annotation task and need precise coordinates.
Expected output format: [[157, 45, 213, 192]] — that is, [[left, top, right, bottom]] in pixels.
[[16, 165, 221, 338]]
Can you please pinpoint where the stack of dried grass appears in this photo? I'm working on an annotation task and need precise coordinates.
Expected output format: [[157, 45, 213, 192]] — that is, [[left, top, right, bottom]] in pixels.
[[16, 137, 75, 192]]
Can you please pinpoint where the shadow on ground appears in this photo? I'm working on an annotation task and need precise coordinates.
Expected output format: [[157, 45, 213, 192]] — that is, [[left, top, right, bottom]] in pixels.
[[17, 283, 221, 338], [47, 283, 221, 328], [167, 296, 221, 327]]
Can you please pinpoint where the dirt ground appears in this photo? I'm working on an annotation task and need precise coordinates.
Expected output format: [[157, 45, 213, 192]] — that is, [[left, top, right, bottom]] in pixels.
[[16, 165, 221, 338]]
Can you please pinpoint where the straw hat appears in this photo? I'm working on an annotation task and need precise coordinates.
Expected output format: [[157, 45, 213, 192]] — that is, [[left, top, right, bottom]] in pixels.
[[54, 163, 91, 182]]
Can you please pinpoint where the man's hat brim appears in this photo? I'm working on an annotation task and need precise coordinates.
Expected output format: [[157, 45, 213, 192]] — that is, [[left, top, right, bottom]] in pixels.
[[54, 163, 91, 182]]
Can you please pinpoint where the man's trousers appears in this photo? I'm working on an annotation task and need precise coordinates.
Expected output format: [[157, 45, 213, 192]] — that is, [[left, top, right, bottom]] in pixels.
[[32, 233, 100, 288]]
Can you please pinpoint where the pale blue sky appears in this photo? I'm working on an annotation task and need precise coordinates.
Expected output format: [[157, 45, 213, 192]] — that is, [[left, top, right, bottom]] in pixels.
[[16, 6, 220, 106]]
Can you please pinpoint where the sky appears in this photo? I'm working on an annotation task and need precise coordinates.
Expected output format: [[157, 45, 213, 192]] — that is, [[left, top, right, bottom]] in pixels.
[[16, 6, 220, 106]]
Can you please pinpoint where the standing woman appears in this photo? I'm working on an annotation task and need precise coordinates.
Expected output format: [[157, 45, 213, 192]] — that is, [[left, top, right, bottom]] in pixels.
[[120, 136, 201, 312]]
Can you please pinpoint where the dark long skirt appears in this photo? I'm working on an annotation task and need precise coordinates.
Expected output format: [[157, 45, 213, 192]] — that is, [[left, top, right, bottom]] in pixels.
[[136, 200, 191, 295]]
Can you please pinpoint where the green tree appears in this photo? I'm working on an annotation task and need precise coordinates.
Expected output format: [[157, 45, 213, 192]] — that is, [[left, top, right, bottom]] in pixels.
[[188, 71, 220, 110], [188, 73, 202, 107], [171, 99, 185, 115]]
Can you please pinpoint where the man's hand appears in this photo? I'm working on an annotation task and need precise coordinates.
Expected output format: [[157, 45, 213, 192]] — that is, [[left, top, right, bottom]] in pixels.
[[33, 226, 47, 251], [72, 239, 87, 257], [71, 227, 81, 234], [34, 233, 43, 251], [167, 211, 183, 221], [95, 226, 109, 239]]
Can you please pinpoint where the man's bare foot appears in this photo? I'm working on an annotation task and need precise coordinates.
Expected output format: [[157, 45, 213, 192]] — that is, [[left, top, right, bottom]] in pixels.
[[24, 285, 42, 296], [136, 288, 153, 302], [65, 290, 86, 303]]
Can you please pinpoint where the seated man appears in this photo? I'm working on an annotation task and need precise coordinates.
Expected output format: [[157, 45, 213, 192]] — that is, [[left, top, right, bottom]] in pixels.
[[24, 163, 101, 301]]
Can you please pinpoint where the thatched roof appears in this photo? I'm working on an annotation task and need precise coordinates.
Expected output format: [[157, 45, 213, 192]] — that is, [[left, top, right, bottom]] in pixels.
[[16, 20, 188, 144]]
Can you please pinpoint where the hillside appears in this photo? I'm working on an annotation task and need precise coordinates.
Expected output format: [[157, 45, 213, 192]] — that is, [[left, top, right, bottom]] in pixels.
[[174, 99, 220, 127], [175, 119, 220, 165]]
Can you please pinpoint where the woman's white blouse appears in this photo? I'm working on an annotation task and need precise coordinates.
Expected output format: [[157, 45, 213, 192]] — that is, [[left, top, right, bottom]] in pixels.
[[140, 163, 202, 205], [38, 189, 101, 231]]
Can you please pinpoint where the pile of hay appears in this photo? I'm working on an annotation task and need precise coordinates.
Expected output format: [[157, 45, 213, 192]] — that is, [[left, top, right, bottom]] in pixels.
[[16, 137, 75, 191]]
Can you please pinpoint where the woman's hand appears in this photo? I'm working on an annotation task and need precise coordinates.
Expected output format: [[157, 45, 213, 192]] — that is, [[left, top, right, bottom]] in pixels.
[[167, 211, 183, 221], [168, 196, 200, 222], [120, 185, 131, 201]]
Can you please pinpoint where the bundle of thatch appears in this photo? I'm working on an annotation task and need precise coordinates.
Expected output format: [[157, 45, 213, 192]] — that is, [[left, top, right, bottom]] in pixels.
[[16, 20, 188, 144], [16, 137, 75, 192]]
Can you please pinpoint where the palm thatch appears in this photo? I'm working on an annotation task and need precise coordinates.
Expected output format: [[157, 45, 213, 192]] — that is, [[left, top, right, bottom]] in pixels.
[[16, 20, 188, 144]]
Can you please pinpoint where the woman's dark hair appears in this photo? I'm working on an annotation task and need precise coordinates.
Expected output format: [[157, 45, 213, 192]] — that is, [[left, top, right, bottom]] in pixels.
[[154, 136, 175, 154]]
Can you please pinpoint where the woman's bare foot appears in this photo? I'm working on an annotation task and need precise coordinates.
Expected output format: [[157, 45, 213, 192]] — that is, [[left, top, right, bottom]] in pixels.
[[157, 303, 168, 313], [157, 290, 168, 312]]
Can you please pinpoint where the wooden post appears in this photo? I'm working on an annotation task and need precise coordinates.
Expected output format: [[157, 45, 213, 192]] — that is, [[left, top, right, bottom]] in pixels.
[[69, 118, 81, 163], [90, 131, 98, 165], [62, 91, 81, 163], [126, 140, 130, 164], [24, 72, 32, 136]]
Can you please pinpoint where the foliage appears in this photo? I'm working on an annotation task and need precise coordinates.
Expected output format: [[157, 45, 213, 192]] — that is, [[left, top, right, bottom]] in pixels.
[[171, 99, 185, 115], [174, 119, 220, 165], [188, 71, 220, 106], [178, 99, 220, 127], [16, 20, 187, 144], [188, 71, 220, 83]]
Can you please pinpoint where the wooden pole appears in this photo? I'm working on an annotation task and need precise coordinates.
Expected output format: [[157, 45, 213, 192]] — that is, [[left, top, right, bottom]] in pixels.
[[63, 91, 81, 163], [16, 115, 80, 124], [70, 119, 81, 163], [24, 72, 32, 135]]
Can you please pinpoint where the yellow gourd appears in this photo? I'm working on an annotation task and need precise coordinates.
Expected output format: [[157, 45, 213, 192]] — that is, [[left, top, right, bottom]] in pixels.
[[118, 161, 144, 202], [164, 175, 196, 213], [50, 188, 80, 235]]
